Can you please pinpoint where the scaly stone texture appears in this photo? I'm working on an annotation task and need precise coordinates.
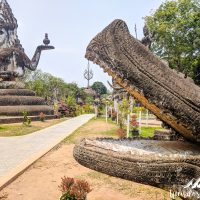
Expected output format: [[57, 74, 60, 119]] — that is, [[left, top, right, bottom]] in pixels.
[[74, 20, 200, 198], [85, 19, 200, 143], [74, 138, 200, 188]]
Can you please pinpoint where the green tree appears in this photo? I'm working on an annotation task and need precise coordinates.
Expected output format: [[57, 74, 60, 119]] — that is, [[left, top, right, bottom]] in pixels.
[[91, 81, 107, 95], [145, 0, 200, 84], [22, 69, 84, 103]]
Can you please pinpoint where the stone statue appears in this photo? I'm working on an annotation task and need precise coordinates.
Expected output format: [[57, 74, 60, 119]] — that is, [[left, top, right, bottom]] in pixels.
[[74, 19, 200, 199], [0, 0, 54, 83], [0, 0, 54, 119], [141, 24, 153, 49]]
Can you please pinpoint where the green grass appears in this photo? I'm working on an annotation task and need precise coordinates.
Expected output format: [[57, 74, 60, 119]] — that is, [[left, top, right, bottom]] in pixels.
[[62, 118, 118, 144], [140, 126, 163, 138], [63, 117, 162, 145], [0, 118, 68, 137]]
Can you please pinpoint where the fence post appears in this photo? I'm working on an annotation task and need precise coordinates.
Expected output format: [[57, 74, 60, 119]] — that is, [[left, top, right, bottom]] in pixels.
[[127, 113, 130, 138]]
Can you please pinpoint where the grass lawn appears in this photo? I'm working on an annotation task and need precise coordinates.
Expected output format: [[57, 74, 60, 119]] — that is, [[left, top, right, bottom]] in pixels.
[[63, 117, 161, 144], [63, 118, 118, 144], [0, 118, 68, 137], [140, 126, 163, 137]]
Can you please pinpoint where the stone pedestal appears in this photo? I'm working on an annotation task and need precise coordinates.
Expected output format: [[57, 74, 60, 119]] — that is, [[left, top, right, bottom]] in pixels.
[[0, 81, 54, 123]]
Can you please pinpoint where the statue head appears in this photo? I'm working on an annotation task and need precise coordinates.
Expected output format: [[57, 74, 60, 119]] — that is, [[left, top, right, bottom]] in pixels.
[[0, 0, 22, 50], [0, 0, 54, 82]]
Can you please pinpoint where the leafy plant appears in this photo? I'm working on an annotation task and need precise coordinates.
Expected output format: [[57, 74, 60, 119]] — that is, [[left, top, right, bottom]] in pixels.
[[59, 177, 92, 200], [76, 105, 84, 116], [119, 98, 129, 115], [58, 101, 76, 117], [82, 104, 93, 114], [145, 0, 200, 84], [130, 114, 139, 131], [22, 111, 31, 126]]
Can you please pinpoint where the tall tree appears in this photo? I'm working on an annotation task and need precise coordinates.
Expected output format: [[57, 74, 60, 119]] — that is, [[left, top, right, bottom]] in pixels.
[[144, 0, 200, 84], [91, 81, 107, 95]]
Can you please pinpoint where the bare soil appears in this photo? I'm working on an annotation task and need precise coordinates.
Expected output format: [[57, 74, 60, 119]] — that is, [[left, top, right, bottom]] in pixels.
[[0, 119, 172, 200]]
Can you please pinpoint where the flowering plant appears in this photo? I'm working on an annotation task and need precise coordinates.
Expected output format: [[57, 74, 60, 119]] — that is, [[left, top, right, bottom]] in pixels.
[[59, 177, 92, 200], [130, 114, 139, 131]]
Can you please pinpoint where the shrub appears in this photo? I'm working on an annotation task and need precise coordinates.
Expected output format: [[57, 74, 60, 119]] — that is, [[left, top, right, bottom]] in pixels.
[[39, 112, 46, 122], [116, 128, 126, 139], [59, 177, 92, 200], [130, 114, 139, 131], [58, 101, 76, 117], [82, 104, 94, 114], [22, 111, 31, 126], [76, 105, 84, 116]]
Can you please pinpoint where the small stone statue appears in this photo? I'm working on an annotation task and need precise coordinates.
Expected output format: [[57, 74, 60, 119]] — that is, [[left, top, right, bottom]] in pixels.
[[0, 0, 54, 83], [141, 24, 153, 49]]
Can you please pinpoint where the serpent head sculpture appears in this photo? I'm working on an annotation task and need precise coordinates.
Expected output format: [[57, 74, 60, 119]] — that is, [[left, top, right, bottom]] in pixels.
[[74, 20, 200, 199]]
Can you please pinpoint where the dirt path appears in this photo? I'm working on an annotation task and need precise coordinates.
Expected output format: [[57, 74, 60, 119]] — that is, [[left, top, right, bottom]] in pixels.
[[0, 119, 172, 200]]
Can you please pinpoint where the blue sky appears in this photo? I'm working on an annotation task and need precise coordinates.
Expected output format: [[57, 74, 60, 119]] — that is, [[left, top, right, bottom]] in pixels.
[[9, 0, 164, 89]]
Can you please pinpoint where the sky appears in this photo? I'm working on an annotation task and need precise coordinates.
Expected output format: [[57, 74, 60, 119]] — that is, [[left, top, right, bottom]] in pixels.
[[9, 0, 165, 89]]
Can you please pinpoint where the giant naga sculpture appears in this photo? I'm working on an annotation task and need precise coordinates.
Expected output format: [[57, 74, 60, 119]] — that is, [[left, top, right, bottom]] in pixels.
[[0, 0, 55, 119], [74, 20, 200, 198]]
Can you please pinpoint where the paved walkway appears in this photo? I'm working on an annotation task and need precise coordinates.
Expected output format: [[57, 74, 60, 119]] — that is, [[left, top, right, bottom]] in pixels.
[[0, 114, 95, 189]]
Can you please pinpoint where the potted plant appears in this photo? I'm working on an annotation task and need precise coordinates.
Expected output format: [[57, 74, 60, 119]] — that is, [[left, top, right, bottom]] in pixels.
[[130, 114, 139, 136], [116, 114, 126, 138], [59, 177, 92, 200]]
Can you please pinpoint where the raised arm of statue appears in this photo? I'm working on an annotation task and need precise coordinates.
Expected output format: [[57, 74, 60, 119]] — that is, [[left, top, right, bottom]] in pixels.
[[23, 44, 55, 71]]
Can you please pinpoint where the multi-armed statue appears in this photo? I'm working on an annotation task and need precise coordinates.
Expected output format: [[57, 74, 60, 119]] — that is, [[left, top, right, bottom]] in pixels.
[[0, 0, 55, 120]]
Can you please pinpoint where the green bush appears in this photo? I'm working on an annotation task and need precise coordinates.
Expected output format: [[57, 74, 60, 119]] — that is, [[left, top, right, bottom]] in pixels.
[[22, 111, 31, 126]]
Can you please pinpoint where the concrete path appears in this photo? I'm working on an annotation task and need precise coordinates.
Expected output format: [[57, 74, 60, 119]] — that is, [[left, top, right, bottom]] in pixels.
[[0, 114, 95, 190]]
